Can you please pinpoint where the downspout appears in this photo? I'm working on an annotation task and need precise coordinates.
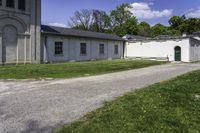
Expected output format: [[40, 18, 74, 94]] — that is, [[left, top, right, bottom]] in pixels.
[[123, 40, 126, 59], [44, 35, 49, 63]]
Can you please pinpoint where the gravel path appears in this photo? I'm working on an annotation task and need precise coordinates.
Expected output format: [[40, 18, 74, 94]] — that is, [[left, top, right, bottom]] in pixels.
[[0, 63, 200, 133]]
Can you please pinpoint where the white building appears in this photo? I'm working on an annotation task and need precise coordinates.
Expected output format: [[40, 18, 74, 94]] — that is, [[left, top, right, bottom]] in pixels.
[[41, 25, 124, 62], [124, 35, 200, 62]]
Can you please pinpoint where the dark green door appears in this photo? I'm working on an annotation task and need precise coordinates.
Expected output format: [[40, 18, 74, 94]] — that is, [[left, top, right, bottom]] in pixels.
[[175, 46, 181, 61]]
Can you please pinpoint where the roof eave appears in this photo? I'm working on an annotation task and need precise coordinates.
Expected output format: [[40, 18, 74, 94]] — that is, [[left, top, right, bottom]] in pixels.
[[41, 31, 124, 41]]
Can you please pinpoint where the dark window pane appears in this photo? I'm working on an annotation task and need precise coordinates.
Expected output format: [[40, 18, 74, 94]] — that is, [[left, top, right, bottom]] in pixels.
[[6, 0, 15, 8], [55, 42, 63, 55], [18, 0, 25, 10], [0, 0, 2, 6], [99, 44, 104, 55], [114, 45, 119, 55], [80, 43, 87, 55]]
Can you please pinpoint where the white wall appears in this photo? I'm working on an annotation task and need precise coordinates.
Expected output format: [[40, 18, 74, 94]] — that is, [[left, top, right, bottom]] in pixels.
[[43, 35, 124, 62], [125, 38, 191, 62]]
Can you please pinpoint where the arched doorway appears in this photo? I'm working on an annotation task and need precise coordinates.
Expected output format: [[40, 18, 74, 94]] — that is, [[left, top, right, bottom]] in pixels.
[[174, 46, 181, 61], [2, 25, 17, 63]]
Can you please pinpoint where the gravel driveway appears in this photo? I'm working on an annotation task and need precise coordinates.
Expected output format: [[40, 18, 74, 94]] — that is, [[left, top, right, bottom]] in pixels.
[[0, 63, 200, 133]]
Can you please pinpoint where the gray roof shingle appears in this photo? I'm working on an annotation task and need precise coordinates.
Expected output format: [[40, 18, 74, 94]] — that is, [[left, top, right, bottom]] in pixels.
[[41, 25, 123, 41]]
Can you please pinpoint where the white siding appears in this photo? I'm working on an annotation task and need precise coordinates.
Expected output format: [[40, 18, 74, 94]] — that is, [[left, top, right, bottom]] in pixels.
[[125, 39, 191, 62], [46, 37, 69, 62], [43, 35, 124, 62], [189, 37, 200, 62]]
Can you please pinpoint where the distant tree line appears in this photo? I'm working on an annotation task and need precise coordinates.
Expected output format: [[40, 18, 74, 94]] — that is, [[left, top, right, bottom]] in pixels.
[[69, 3, 200, 37]]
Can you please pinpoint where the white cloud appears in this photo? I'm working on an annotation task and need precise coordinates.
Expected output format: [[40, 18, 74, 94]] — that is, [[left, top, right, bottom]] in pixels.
[[186, 8, 200, 18], [49, 23, 67, 28], [129, 2, 173, 19]]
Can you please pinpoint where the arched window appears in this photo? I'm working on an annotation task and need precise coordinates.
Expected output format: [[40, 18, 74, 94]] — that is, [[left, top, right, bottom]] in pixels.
[[6, 0, 15, 8], [18, 0, 25, 10]]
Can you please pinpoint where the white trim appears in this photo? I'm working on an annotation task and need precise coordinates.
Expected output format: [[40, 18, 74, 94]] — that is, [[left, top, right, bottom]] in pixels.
[[24, 36, 26, 64], [16, 40, 18, 65], [29, 36, 31, 62]]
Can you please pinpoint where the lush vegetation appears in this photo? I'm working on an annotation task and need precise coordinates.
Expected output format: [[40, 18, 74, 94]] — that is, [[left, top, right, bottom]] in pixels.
[[69, 3, 200, 37], [0, 60, 166, 79], [56, 70, 200, 133]]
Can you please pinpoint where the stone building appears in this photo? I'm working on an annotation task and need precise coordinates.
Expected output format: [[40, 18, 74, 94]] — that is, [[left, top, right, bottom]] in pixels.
[[0, 0, 41, 64]]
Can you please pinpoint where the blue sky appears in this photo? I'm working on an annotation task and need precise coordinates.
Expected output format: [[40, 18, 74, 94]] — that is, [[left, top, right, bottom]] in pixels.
[[42, 0, 200, 27]]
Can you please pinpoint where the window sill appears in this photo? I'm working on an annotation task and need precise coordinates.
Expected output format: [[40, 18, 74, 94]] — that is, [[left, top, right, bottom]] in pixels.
[[80, 54, 87, 56], [54, 54, 64, 57]]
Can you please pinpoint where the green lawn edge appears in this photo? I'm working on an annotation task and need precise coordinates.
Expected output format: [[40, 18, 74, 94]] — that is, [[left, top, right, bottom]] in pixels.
[[56, 70, 200, 133], [0, 60, 167, 79]]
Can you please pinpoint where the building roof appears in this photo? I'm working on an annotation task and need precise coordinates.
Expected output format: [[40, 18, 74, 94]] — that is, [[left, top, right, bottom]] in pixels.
[[123, 35, 147, 41], [41, 25, 123, 41], [155, 35, 181, 40], [193, 32, 200, 36], [124, 34, 198, 42]]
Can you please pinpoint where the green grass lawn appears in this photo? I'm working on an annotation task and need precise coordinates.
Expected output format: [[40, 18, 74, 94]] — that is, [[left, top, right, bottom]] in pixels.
[[56, 70, 200, 133], [0, 60, 166, 79]]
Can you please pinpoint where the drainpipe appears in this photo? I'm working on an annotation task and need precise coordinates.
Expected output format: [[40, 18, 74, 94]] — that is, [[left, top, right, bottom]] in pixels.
[[44, 36, 49, 63], [122, 40, 126, 59]]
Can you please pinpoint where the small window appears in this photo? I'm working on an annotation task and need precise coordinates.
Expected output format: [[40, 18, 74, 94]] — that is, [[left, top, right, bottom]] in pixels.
[[80, 43, 87, 55], [18, 0, 25, 10], [6, 0, 15, 8], [114, 45, 119, 55], [0, 0, 2, 6], [99, 44, 104, 55], [55, 42, 63, 55]]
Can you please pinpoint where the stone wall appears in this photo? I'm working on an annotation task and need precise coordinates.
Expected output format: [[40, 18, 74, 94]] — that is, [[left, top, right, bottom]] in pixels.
[[0, 0, 41, 64]]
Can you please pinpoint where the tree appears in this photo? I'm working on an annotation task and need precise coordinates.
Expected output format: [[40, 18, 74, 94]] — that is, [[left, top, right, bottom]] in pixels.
[[169, 16, 185, 30], [90, 10, 111, 32], [69, 9, 93, 30], [110, 3, 132, 28], [110, 3, 138, 36], [137, 22, 151, 37], [123, 17, 138, 35], [151, 23, 168, 37], [166, 28, 181, 36], [169, 16, 200, 35], [69, 9, 112, 32], [112, 17, 138, 37], [180, 18, 200, 34]]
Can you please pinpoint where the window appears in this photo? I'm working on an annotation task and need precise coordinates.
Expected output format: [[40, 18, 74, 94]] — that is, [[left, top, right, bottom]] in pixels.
[[6, 0, 15, 8], [99, 44, 104, 55], [114, 45, 119, 55], [55, 42, 63, 55], [18, 0, 25, 10], [80, 43, 87, 55], [0, 0, 2, 6]]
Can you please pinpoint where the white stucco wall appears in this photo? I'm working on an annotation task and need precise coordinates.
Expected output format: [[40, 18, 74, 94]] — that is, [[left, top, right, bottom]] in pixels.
[[42, 35, 124, 62], [125, 38, 191, 62]]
